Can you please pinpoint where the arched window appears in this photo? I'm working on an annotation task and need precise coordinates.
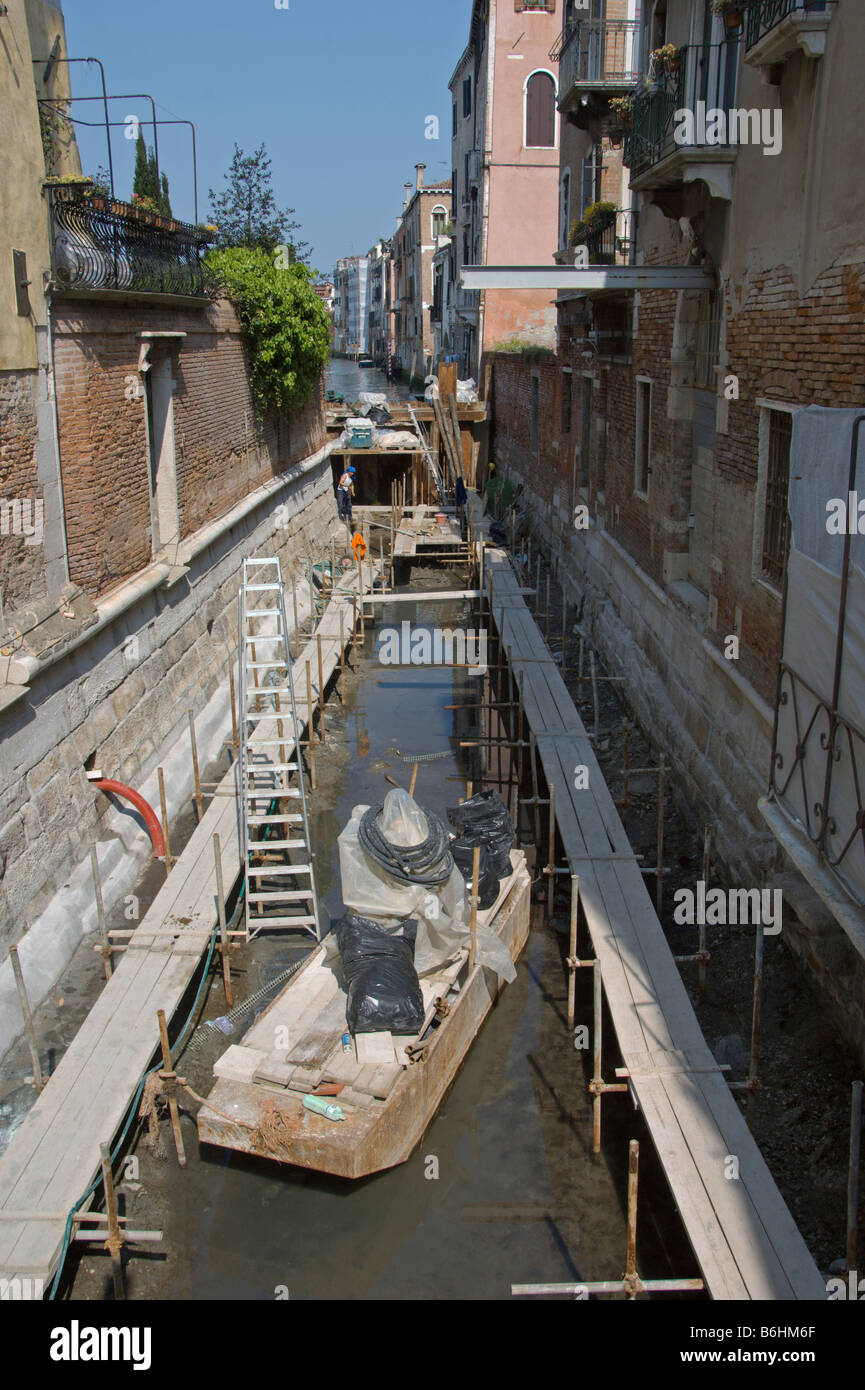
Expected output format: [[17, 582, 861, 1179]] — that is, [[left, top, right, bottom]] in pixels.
[[431, 205, 448, 239], [525, 70, 557, 149]]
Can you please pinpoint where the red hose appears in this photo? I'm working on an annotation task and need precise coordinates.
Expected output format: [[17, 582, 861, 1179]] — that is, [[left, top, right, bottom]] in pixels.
[[92, 779, 166, 861]]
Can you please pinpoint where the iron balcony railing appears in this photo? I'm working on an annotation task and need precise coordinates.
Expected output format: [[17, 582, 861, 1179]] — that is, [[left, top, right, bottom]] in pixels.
[[572, 208, 639, 266], [624, 41, 741, 179], [46, 185, 216, 298], [559, 19, 641, 98], [770, 661, 865, 906], [745, 0, 835, 51]]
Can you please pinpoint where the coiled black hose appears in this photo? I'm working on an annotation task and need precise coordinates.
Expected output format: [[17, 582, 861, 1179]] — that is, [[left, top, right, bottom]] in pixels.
[[359, 802, 453, 887]]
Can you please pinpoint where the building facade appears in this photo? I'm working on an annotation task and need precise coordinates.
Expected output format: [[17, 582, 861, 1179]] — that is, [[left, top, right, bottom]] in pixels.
[[445, 0, 562, 381], [487, 0, 865, 1062], [431, 231, 455, 368], [333, 256, 370, 358], [391, 165, 451, 384], [367, 240, 393, 369]]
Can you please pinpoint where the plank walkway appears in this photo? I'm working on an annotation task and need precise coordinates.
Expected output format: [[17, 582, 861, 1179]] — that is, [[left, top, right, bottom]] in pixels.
[[393, 506, 463, 558], [485, 547, 825, 1300], [0, 563, 381, 1285]]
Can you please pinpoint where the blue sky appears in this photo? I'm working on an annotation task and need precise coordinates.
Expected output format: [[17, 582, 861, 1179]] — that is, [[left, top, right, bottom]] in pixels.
[[60, 0, 471, 277]]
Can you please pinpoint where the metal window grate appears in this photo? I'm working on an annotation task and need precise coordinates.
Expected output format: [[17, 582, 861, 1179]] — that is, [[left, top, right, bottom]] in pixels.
[[762, 410, 792, 588], [636, 380, 651, 493], [695, 292, 721, 389]]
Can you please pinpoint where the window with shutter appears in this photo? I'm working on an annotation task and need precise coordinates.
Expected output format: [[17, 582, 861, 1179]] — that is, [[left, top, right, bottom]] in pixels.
[[525, 71, 556, 149]]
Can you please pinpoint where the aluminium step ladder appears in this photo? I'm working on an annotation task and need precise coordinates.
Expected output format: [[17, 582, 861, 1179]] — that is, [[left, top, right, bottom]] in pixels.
[[237, 557, 320, 942], [407, 402, 446, 501]]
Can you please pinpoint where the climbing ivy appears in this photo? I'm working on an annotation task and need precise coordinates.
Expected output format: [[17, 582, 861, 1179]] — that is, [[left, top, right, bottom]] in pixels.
[[207, 246, 330, 416]]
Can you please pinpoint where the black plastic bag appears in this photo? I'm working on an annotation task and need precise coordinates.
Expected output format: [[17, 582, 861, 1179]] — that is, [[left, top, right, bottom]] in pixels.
[[447, 790, 515, 879], [450, 836, 499, 910], [335, 912, 425, 1035]]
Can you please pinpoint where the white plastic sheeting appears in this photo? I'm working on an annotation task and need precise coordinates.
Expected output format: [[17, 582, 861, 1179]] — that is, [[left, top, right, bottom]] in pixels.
[[335, 427, 419, 451], [775, 406, 865, 905], [424, 378, 479, 404], [337, 792, 517, 981]]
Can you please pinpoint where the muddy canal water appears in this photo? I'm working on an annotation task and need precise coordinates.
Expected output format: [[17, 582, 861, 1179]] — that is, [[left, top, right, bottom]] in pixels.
[[326, 358, 414, 405], [65, 567, 696, 1301]]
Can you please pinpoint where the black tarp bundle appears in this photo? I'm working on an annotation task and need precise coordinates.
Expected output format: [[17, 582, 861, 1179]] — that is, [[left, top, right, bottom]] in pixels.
[[450, 836, 499, 909], [335, 912, 425, 1035], [446, 790, 516, 879]]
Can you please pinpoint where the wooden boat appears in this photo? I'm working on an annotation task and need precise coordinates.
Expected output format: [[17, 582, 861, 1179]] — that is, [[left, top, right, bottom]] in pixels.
[[197, 850, 531, 1178]]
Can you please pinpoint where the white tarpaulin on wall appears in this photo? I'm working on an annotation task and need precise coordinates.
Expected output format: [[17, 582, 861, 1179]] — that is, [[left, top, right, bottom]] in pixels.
[[774, 406, 865, 906]]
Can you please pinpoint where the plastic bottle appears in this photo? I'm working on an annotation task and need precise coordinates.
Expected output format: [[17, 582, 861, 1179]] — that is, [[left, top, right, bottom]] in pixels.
[[302, 1094, 345, 1122], [341, 1032, 352, 1053]]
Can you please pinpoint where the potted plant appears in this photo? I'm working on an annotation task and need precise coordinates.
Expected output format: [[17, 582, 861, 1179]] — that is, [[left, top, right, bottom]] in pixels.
[[570, 201, 618, 263], [582, 200, 617, 232], [78, 166, 111, 209], [130, 192, 161, 224], [711, 0, 746, 31], [652, 42, 683, 74], [608, 94, 634, 144]]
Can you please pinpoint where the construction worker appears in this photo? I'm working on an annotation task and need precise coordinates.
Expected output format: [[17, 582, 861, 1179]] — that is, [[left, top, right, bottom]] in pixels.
[[337, 465, 356, 523], [455, 475, 468, 540]]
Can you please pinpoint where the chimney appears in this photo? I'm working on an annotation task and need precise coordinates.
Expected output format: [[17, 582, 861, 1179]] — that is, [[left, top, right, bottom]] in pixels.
[[404, 182, 412, 210], [415, 163, 425, 191]]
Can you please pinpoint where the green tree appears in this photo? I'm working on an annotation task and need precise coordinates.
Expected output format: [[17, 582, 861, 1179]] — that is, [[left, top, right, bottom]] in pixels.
[[208, 143, 309, 260], [159, 173, 172, 218], [207, 246, 329, 414], [132, 133, 172, 216], [133, 132, 154, 200]]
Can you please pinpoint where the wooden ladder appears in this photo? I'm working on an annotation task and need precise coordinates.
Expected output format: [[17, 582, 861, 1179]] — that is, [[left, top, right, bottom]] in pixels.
[[238, 557, 320, 942]]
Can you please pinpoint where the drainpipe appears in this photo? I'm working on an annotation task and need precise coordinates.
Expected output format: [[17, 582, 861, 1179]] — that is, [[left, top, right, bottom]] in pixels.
[[89, 777, 166, 861], [45, 296, 71, 588]]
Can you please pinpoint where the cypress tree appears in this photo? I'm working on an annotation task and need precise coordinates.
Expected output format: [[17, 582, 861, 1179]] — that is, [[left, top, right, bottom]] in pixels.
[[132, 131, 149, 201]]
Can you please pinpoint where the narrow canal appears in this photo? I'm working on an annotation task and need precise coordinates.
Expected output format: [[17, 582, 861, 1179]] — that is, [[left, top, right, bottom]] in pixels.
[[63, 564, 698, 1302], [326, 357, 415, 405]]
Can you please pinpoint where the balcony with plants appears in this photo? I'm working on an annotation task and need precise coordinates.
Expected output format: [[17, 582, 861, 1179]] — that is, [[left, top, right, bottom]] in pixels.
[[44, 175, 217, 300], [742, 0, 836, 68], [568, 202, 638, 268], [622, 39, 742, 201], [556, 18, 641, 113]]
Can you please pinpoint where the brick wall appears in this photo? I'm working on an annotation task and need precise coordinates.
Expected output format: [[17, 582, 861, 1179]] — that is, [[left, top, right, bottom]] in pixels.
[[52, 296, 326, 598], [0, 369, 46, 613], [715, 261, 865, 702], [487, 351, 567, 507], [0, 457, 338, 958]]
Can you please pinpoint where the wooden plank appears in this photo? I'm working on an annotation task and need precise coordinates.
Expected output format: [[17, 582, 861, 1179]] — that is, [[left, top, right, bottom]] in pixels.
[[214, 1046, 267, 1085], [354, 1032, 396, 1066], [485, 550, 824, 1300], [286, 991, 348, 1068]]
